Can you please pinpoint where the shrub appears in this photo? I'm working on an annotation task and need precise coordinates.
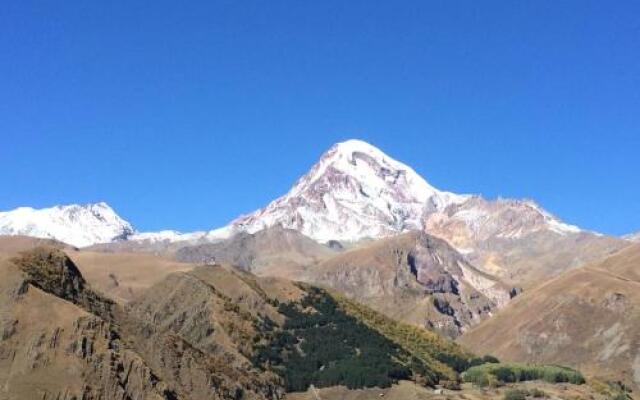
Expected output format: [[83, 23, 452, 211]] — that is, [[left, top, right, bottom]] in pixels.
[[482, 355, 500, 364], [504, 389, 527, 400], [468, 355, 501, 368], [529, 388, 548, 398], [493, 367, 517, 383]]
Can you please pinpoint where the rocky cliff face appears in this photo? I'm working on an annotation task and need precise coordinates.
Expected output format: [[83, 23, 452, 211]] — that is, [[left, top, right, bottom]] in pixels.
[[300, 232, 512, 338], [123, 266, 289, 400], [0, 250, 173, 400], [175, 227, 513, 338]]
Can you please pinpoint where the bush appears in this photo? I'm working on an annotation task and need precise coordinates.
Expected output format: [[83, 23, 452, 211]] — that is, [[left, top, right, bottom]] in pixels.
[[468, 355, 501, 368], [504, 389, 527, 400], [493, 367, 517, 383]]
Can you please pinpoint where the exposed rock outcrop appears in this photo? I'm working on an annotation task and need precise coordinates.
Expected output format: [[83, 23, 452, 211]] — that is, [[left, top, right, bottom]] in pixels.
[[301, 232, 512, 337], [424, 196, 628, 287]]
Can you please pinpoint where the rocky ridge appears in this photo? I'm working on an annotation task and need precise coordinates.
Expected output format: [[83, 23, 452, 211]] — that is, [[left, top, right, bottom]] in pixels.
[[0, 242, 484, 399], [299, 231, 513, 337], [624, 231, 640, 242], [0, 247, 282, 399]]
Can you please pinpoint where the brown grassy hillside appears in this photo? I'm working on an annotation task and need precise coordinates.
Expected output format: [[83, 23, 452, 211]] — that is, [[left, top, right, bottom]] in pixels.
[[459, 243, 640, 389], [0, 239, 488, 399]]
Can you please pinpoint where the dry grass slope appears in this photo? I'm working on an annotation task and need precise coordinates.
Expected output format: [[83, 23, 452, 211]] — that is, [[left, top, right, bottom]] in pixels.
[[459, 243, 640, 390]]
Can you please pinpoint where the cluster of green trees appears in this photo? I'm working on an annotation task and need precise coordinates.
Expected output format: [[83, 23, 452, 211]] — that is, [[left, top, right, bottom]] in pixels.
[[330, 289, 496, 377], [252, 287, 430, 391], [251, 285, 587, 393], [463, 363, 585, 387]]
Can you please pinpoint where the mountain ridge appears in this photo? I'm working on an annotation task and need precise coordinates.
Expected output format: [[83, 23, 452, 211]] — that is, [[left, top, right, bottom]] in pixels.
[[624, 231, 640, 242], [0, 139, 627, 287], [0, 140, 595, 248], [0, 240, 487, 398]]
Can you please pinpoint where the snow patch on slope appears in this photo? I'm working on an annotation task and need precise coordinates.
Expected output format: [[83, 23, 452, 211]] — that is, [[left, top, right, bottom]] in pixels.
[[525, 201, 581, 236], [129, 230, 207, 243]]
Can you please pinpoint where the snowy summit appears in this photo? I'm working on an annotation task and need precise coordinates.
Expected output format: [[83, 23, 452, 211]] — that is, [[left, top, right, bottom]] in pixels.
[[226, 139, 469, 242]]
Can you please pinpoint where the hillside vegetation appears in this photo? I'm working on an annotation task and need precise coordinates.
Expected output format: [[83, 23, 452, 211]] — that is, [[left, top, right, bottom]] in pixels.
[[252, 285, 473, 390], [463, 363, 585, 387], [331, 290, 485, 374]]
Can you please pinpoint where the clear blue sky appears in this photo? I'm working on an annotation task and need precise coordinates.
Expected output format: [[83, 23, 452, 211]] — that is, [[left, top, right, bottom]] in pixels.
[[1, 1, 639, 235]]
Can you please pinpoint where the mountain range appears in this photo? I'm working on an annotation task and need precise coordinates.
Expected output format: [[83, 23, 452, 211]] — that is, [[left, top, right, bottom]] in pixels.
[[0, 139, 638, 397], [0, 139, 593, 247], [0, 139, 629, 287], [0, 139, 632, 335]]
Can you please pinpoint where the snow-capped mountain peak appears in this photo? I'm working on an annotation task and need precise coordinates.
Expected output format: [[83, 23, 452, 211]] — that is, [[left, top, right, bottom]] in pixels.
[[2, 140, 591, 250], [0, 202, 134, 247], [227, 139, 469, 242], [292, 139, 439, 201]]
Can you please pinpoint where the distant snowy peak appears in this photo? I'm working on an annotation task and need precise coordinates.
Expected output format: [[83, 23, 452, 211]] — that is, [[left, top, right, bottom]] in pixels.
[[1, 140, 591, 248], [624, 232, 640, 242], [228, 139, 469, 242], [0, 202, 134, 247], [129, 230, 207, 243]]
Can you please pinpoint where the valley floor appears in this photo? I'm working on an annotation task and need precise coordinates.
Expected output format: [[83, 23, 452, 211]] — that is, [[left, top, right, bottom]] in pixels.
[[285, 380, 619, 400]]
